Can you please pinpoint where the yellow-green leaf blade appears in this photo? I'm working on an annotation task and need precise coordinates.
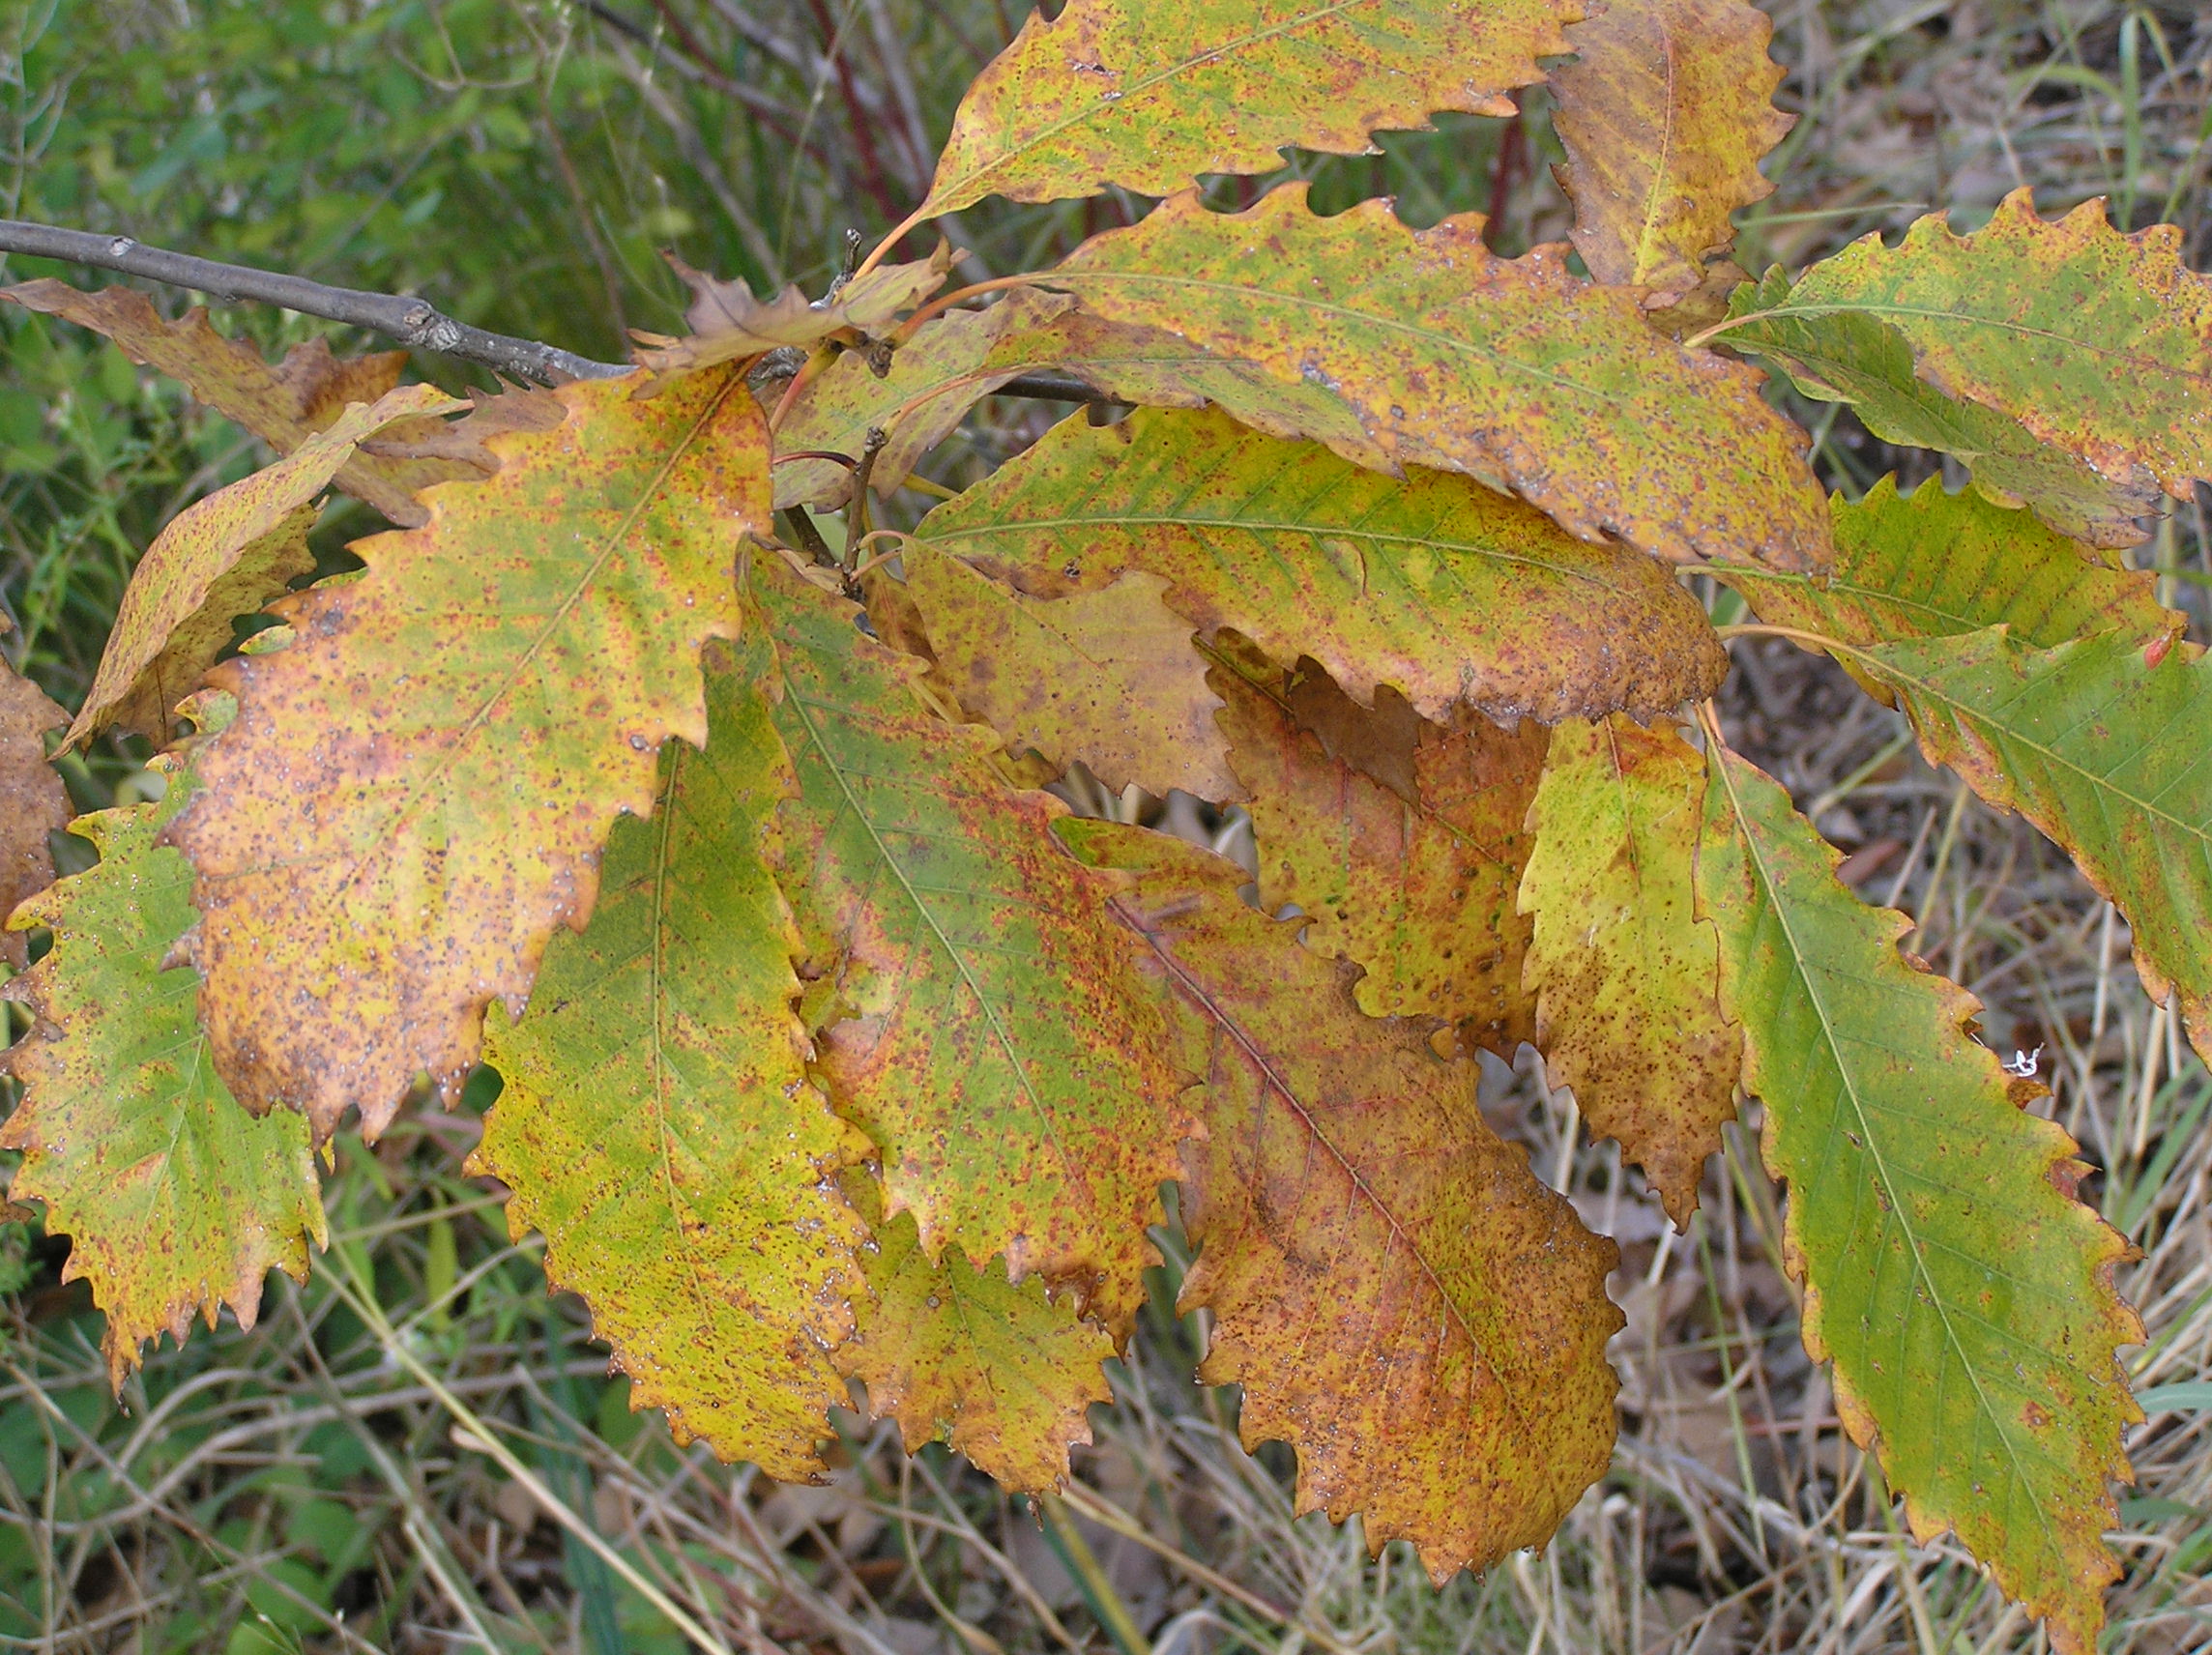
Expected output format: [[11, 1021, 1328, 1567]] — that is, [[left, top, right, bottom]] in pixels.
[[915, 404, 1728, 727], [1850, 627, 2212, 1073], [1050, 189, 1830, 569], [1, 754, 326, 1384], [1215, 649, 1543, 1045], [169, 366, 770, 1142], [1551, 0, 1792, 294], [756, 560, 1190, 1334], [1062, 820, 1621, 1577], [1696, 740, 2139, 1655], [0, 659, 68, 971], [1722, 476, 2179, 656], [71, 382, 464, 746], [921, 0, 1577, 215], [475, 642, 867, 1480], [1724, 193, 2212, 545], [838, 1178, 1114, 1493], [1520, 715, 1738, 1223], [905, 550, 1235, 798]]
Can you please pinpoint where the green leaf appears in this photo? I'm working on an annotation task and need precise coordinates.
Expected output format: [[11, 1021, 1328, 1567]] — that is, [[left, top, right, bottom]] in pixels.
[[1213, 647, 1544, 1046], [755, 558, 1192, 1335], [1696, 740, 2140, 1655], [0, 281, 474, 527], [1, 743, 325, 1384], [474, 640, 868, 1481], [0, 658, 68, 972], [1551, 0, 1792, 296], [1520, 715, 1738, 1224], [1062, 820, 1621, 1577], [919, 0, 1576, 215], [837, 1176, 1115, 1493], [1847, 626, 2212, 1074], [902, 550, 1236, 799], [1050, 188, 1832, 569], [168, 366, 771, 1143], [913, 405, 1729, 727], [1720, 192, 2212, 546], [69, 382, 464, 746], [1721, 476, 2180, 663]]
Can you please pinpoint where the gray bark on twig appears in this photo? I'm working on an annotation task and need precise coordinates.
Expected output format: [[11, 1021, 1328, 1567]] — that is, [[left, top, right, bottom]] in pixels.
[[0, 218, 1129, 407], [0, 218, 628, 386]]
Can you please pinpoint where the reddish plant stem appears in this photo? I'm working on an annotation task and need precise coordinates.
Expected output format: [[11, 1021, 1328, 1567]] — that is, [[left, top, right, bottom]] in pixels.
[[804, 0, 906, 225], [1485, 110, 1527, 253]]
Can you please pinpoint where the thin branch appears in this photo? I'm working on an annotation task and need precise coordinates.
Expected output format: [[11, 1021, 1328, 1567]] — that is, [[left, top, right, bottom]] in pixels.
[[0, 218, 1131, 408], [0, 218, 628, 385]]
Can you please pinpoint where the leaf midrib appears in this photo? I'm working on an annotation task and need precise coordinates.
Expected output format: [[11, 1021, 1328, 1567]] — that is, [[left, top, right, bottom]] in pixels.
[[776, 667, 1093, 1245], [1054, 269, 1609, 402], [1118, 895, 1541, 1448], [922, 510, 1632, 588], [1712, 750, 2057, 1553], [1749, 297, 2212, 393], [1859, 635, 2212, 851]]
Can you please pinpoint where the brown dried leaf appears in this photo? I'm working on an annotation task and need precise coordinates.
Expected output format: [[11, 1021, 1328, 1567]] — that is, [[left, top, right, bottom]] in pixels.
[[1062, 820, 1621, 1577], [0, 281, 475, 526], [636, 246, 954, 385], [0, 659, 69, 970]]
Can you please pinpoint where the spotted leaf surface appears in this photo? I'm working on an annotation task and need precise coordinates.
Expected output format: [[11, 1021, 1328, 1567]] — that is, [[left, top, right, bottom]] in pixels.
[[1062, 819, 1620, 1576], [1723, 192, 2212, 545], [921, 0, 1577, 215], [757, 559, 1190, 1335], [71, 383, 464, 745], [838, 1177, 1115, 1493], [1049, 189, 1831, 569], [904, 549, 1236, 799], [1519, 715, 1737, 1222], [915, 406, 1728, 727], [1215, 650, 1543, 1046], [1552, 0, 1792, 296], [169, 366, 769, 1142], [1722, 476, 2180, 664], [1, 752, 325, 1385], [475, 641, 867, 1479], [1697, 740, 2139, 1655]]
